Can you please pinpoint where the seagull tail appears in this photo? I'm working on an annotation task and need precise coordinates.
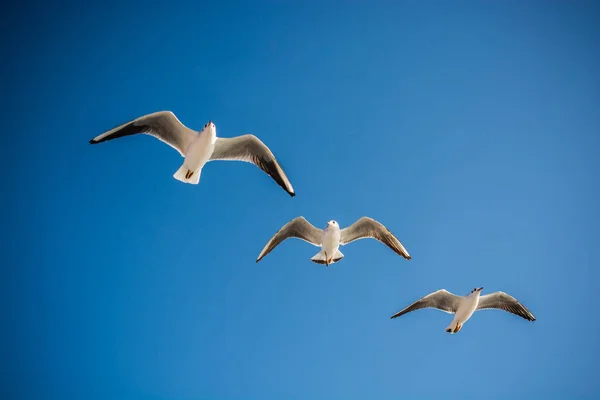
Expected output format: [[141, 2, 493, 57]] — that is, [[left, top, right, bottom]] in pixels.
[[173, 164, 201, 185], [310, 249, 344, 265]]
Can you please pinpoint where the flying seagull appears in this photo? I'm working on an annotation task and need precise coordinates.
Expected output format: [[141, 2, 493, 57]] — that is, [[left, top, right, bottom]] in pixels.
[[89, 111, 295, 196], [256, 216, 411, 266], [390, 288, 536, 334]]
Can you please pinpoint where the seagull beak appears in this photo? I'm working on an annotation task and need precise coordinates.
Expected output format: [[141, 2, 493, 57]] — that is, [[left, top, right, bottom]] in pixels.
[[477, 287, 483, 292]]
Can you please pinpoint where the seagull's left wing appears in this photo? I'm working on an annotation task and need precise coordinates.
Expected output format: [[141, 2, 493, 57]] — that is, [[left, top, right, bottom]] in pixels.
[[256, 217, 322, 263], [390, 289, 462, 319], [476, 292, 536, 321], [340, 217, 411, 260], [89, 111, 196, 157], [209, 135, 295, 197]]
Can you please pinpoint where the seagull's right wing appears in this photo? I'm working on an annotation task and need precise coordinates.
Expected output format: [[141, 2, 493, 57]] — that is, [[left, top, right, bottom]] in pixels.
[[209, 135, 295, 197], [476, 292, 536, 321], [256, 217, 322, 263], [89, 111, 197, 157], [340, 217, 411, 260], [390, 289, 462, 319]]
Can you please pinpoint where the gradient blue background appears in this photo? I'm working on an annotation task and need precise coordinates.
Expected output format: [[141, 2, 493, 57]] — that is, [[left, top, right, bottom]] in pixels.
[[3, 1, 599, 399]]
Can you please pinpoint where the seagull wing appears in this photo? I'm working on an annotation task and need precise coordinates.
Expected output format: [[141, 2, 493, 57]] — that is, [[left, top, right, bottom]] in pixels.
[[340, 217, 411, 260], [476, 292, 536, 321], [256, 217, 322, 263], [209, 135, 295, 196], [390, 290, 462, 319], [89, 111, 197, 157]]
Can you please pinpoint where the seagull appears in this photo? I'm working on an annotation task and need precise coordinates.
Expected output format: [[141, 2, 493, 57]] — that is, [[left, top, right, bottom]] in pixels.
[[89, 111, 295, 196], [390, 288, 536, 334], [256, 216, 411, 266]]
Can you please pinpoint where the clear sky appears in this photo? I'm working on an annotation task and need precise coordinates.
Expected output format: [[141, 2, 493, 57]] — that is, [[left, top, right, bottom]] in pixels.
[[3, 1, 600, 399]]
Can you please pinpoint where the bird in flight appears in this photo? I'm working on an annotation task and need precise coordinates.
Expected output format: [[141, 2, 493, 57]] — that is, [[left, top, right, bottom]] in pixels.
[[89, 111, 295, 196], [390, 287, 536, 334], [256, 216, 411, 266]]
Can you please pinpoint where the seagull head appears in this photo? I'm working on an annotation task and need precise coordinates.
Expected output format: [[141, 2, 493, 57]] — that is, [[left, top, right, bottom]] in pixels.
[[203, 121, 216, 132], [470, 287, 483, 295], [327, 220, 339, 228]]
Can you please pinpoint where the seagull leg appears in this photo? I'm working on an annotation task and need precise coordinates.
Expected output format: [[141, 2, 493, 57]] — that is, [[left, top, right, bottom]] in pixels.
[[185, 170, 194, 179], [324, 251, 329, 267], [454, 323, 462, 333]]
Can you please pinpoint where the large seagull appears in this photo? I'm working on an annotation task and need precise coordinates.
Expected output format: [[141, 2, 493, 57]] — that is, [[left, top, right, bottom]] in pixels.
[[256, 216, 411, 266], [89, 111, 295, 196], [390, 288, 536, 334]]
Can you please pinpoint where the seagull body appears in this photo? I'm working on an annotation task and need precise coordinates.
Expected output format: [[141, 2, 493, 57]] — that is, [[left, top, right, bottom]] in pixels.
[[390, 288, 536, 334], [256, 216, 411, 266], [89, 111, 295, 196], [320, 221, 343, 265], [175, 120, 216, 183]]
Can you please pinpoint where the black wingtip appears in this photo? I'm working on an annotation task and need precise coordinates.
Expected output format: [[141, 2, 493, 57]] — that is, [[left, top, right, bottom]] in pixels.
[[89, 139, 98, 145], [289, 191, 296, 197]]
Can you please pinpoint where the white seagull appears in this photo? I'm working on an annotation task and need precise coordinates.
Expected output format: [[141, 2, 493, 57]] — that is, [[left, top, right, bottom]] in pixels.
[[256, 216, 411, 266], [390, 288, 536, 334], [89, 111, 295, 196]]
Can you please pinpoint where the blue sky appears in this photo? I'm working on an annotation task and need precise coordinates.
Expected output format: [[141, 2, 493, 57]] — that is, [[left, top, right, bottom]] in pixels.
[[3, 1, 600, 399]]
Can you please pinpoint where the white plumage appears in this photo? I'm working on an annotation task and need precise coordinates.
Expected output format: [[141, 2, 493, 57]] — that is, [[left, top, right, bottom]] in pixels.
[[391, 288, 536, 334], [90, 111, 295, 196]]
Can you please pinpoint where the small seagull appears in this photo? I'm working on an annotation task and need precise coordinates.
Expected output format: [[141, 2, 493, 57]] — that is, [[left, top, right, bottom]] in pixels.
[[89, 111, 295, 196], [390, 288, 536, 334], [256, 216, 411, 266]]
